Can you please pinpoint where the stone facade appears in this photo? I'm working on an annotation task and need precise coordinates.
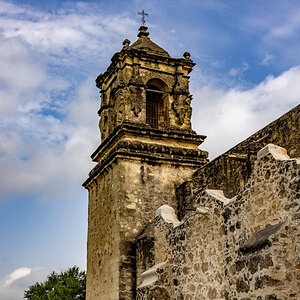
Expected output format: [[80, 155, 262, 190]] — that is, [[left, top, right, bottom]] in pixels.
[[84, 25, 300, 299], [137, 144, 300, 299]]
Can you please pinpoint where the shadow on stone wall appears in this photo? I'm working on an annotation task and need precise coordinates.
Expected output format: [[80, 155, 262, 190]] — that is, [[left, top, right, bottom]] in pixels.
[[177, 104, 300, 219]]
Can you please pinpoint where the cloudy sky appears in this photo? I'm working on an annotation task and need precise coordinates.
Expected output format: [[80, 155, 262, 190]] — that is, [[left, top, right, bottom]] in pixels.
[[0, 0, 299, 298]]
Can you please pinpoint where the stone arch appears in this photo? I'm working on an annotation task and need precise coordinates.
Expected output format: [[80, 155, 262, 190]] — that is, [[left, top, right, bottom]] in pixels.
[[147, 78, 168, 92]]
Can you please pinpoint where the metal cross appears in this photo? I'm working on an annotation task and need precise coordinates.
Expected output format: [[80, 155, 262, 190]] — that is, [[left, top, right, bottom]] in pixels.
[[138, 9, 148, 26]]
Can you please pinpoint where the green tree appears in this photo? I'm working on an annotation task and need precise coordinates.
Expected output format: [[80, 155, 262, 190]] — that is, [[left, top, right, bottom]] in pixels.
[[24, 266, 86, 300]]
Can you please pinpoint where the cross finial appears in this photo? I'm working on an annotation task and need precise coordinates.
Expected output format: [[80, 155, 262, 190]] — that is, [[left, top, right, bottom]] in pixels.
[[138, 9, 148, 26]]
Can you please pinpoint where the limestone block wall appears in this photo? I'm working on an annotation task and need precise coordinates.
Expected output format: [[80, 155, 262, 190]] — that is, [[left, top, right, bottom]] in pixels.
[[137, 144, 300, 299], [177, 104, 300, 218], [118, 158, 202, 298], [86, 154, 205, 300], [86, 163, 121, 300]]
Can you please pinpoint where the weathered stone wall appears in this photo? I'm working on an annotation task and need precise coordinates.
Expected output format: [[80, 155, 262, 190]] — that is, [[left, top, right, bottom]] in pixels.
[[177, 104, 300, 219], [222, 145, 300, 299], [137, 144, 300, 299], [118, 158, 207, 298], [86, 163, 121, 300], [136, 224, 155, 288], [86, 154, 206, 300]]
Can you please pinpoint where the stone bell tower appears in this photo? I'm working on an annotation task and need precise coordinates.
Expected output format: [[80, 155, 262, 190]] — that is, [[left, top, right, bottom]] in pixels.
[[83, 25, 208, 300]]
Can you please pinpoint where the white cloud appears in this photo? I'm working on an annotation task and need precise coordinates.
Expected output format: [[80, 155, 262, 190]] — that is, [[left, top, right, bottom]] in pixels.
[[0, 36, 45, 114], [4, 267, 31, 287], [0, 0, 30, 16], [192, 66, 300, 159], [268, 8, 300, 39], [0, 267, 49, 300], [0, 78, 99, 200], [261, 53, 275, 65], [229, 61, 249, 77], [0, 1, 137, 64]]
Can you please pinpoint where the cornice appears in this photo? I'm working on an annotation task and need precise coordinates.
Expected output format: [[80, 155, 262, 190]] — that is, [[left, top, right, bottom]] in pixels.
[[91, 122, 207, 162], [83, 139, 208, 188]]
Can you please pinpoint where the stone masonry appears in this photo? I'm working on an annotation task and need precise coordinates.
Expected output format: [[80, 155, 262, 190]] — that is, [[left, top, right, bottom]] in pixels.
[[137, 144, 300, 299], [177, 104, 299, 219]]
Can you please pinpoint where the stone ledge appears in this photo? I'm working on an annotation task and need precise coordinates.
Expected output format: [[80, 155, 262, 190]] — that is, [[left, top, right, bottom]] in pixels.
[[205, 189, 234, 205], [91, 122, 206, 162], [194, 189, 236, 212], [83, 139, 208, 188]]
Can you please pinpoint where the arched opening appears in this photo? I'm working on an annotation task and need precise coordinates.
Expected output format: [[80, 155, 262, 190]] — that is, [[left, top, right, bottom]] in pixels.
[[146, 79, 168, 129]]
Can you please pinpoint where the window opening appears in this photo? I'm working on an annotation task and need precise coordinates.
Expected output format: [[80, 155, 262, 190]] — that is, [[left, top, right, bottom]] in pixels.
[[146, 85, 164, 129]]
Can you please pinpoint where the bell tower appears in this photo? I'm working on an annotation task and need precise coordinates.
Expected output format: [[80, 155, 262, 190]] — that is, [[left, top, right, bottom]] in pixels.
[[83, 25, 208, 300]]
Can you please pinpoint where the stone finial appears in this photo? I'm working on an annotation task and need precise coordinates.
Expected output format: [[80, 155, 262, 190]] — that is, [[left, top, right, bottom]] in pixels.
[[205, 189, 234, 205], [137, 25, 150, 38], [257, 144, 290, 161], [122, 39, 131, 47], [155, 205, 182, 227], [183, 51, 191, 59], [138, 261, 167, 288]]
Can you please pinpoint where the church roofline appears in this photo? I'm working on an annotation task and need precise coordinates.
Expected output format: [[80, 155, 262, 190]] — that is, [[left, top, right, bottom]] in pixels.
[[96, 26, 195, 89], [129, 25, 170, 57]]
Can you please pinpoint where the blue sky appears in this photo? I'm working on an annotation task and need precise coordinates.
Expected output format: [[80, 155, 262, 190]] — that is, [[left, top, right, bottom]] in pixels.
[[0, 0, 299, 298]]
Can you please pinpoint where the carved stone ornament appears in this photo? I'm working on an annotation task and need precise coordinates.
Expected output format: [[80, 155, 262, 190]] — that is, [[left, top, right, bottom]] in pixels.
[[99, 111, 109, 140], [129, 59, 144, 86], [173, 71, 188, 95], [173, 80, 188, 95], [172, 94, 192, 126], [122, 39, 131, 48], [128, 86, 143, 118], [131, 105, 142, 117]]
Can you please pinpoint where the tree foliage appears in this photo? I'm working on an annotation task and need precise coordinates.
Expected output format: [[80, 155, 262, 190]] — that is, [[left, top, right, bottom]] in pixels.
[[24, 266, 86, 300]]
